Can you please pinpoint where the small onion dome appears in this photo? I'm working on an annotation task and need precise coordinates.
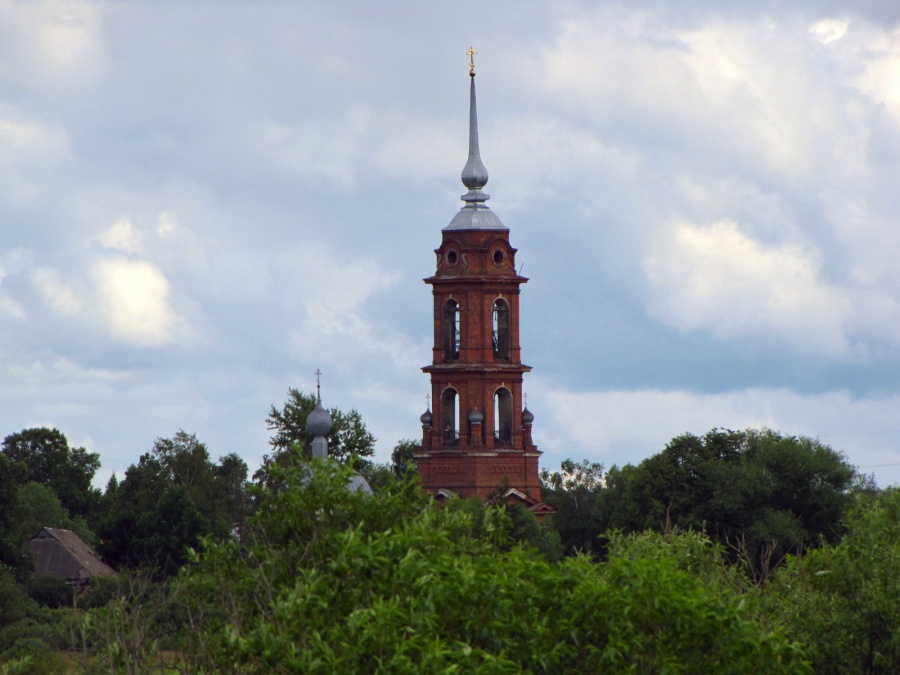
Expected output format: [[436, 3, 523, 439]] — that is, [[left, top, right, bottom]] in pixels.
[[468, 407, 484, 424], [307, 401, 333, 437], [420, 407, 433, 426], [522, 407, 534, 425]]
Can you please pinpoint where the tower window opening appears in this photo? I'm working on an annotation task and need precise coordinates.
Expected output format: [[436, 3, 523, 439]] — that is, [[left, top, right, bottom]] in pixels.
[[441, 388, 459, 446], [494, 387, 513, 446], [492, 299, 510, 359], [442, 299, 460, 361], [493, 249, 505, 265]]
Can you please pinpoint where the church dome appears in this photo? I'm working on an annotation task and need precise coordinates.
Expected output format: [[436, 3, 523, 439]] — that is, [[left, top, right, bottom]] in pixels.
[[420, 407, 433, 426], [522, 407, 534, 425], [307, 401, 333, 437], [346, 472, 374, 495], [468, 407, 484, 424]]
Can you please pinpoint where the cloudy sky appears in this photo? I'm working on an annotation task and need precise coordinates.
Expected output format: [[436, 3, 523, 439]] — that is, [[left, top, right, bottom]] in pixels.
[[3, 0, 900, 487]]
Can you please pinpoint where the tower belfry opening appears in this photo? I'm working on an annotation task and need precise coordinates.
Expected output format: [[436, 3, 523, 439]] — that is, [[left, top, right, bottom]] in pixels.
[[414, 52, 552, 517]]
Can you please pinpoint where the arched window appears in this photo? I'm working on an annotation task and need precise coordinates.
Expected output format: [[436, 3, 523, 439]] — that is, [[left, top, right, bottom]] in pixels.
[[440, 387, 459, 445], [442, 299, 460, 362], [494, 387, 513, 446], [492, 299, 510, 359]]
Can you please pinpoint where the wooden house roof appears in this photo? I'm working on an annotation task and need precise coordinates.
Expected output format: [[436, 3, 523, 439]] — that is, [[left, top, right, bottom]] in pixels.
[[22, 527, 116, 582]]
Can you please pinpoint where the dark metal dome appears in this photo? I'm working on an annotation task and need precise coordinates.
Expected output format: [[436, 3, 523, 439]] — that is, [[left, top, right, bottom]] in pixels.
[[522, 407, 534, 425], [307, 401, 333, 437]]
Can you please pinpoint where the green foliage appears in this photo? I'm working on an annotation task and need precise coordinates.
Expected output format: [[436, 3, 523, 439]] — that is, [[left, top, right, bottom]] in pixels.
[[0, 458, 31, 579], [133, 485, 211, 578], [541, 458, 607, 556], [607, 428, 858, 582], [78, 571, 182, 674], [506, 504, 564, 563], [97, 431, 248, 577], [390, 438, 419, 476], [357, 462, 398, 491], [765, 488, 900, 673], [12, 483, 94, 548], [1, 428, 101, 522], [263, 388, 376, 472], [176, 458, 807, 673], [0, 569, 33, 629], [24, 576, 72, 610]]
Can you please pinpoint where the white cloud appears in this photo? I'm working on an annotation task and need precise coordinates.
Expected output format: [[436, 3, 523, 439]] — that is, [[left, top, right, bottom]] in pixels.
[[279, 245, 412, 366], [810, 18, 850, 45], [3, 355, 126, 390], [251, 109, 464, 190], [0, 295, 25, 320], [156, 211, 176, 236], [525, 9, 871, 190], [846, 22, 900, 124], [645, 219, 855, 358], [0, 249, 29, 320], [31, 267, 80, 315], [0, 115, 71, 203], [0, 0, 103, 91], [91, 258, 182, 347], [536, 383, 900, 486], [0, 116, 67, 156], [97, 218, 143, 254]]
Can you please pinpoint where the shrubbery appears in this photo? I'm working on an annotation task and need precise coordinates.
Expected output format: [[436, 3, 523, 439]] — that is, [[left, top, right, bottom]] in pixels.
[[173, 459, 808, 673], [2, 427, 898, 673]]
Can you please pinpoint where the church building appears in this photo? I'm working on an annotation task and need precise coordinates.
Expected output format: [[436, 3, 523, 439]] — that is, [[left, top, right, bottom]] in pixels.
[[415, 54, 554, 518]]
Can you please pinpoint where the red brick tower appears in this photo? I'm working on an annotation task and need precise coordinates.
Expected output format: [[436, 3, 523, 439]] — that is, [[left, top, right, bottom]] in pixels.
[[415, 56, 551, 515]]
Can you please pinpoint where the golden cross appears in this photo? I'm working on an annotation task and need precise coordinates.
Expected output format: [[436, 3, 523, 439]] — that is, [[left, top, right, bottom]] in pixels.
[[467, 46, 477, 75]]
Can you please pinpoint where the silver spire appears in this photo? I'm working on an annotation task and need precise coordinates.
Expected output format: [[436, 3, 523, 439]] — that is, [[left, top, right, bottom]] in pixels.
[[461, 68, 489, 191], [445, 48, 507, 231]]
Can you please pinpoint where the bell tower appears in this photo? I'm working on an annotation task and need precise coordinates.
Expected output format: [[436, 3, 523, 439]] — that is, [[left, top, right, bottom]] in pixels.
[[415, 54, 548, 512]]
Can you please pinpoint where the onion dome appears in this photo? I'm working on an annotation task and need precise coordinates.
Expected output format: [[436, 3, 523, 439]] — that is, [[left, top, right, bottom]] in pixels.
[[307, 399, 333, 438], [522, 407, 534, 426], [468, 407, 484, 424], [420, 407, 433, 426]]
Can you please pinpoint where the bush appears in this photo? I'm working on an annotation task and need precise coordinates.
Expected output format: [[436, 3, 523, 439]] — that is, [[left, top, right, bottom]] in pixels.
[[0, 637, 48, 663], [176, 460, 809, 672], [0, 571, 33, 629], [765, 489, 900, 674], [0, 620, 55, 655], [24, 576, 72, 609]]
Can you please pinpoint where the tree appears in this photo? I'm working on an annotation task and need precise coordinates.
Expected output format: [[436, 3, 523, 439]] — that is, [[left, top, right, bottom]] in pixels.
[[264, 388, 376, 469], [1, 428, 101, 522], [174, 458, 809, 673], [607, 428, 859, 582], [765, 489, 900, 673], [11, 482, 95, 547], [0, 454, 31, 578], [390, 438, 419, 476], [540, 458, 607, 556], [97, 431, 248, 576]]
